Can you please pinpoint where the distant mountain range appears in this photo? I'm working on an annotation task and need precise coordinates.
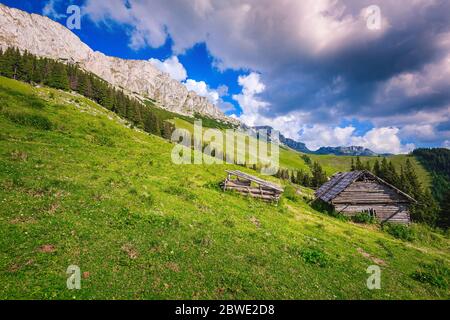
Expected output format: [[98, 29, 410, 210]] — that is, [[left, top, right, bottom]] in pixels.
[[252, 126, 380, 156], [314, 146, 378, 156]]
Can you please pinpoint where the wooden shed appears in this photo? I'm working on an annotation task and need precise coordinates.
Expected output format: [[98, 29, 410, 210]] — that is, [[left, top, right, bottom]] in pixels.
[[221, 170, 284, 202], [315, 170, 416, 224]]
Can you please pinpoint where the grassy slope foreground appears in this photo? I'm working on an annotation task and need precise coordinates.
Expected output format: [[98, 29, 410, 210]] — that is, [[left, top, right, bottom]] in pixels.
[[0, 77, 449, 300]]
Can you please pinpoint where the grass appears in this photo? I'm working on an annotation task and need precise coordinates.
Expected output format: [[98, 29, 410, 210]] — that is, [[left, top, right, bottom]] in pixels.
[[0, 76, 449, 300], [171, 118, 431, 189]]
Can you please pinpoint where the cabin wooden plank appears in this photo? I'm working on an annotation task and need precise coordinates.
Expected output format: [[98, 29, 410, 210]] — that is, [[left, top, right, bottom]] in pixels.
[[225, 170, 284, 192]]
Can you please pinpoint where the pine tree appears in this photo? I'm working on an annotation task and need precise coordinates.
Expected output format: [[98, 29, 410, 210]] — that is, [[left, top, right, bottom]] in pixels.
[[31, 57, 44, 83], [1, 47, 16, 78], [350, 158, 355, 171], [404, 158, 421, 199], [47, 62, 69, 90], [21, 51, 34, 82], [311, 162, 327, 188], [411, 189, 440, 226], [0, 48, 3, 74], [388, 161, 400, 187], [355, 156, 364, 170], [439, 189, 450, 228], [380, 158, 389, 181], [373, 159, 381, 177]]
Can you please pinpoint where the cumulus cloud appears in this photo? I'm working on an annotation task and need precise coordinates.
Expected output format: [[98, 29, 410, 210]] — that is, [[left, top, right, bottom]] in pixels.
[[148, 56, 234, 111], [83, 0, 450, 150], [232, 73, 270, 126], [149, 56, 187, 81], [184, 79, 219, 104], [298, 125, 414, 154], [184, 79, 235, 113]]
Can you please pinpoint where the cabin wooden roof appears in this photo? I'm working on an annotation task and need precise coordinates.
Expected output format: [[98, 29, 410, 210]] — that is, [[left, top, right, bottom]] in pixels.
[[315, 170, 417, 203], [225, 170, 284, 192]]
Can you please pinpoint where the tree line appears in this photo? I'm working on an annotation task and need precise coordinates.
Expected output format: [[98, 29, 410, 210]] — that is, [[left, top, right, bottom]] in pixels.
[[412, 148, 450, 228], [275, 156, 328, 189], [351, 156, 446, 228], [0, 47, 175, 139]]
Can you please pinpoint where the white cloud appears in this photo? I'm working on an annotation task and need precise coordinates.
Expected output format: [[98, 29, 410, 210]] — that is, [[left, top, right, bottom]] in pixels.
[[233, 72, 270, 126], [184, 79, 219, 104], [352, 127, 415, 154], [230, 74, 416, 153], [298, 125, 415, 154], [149, 56, 187, 81], [43, 0, 66, 19], [147, 56, 234, 112]]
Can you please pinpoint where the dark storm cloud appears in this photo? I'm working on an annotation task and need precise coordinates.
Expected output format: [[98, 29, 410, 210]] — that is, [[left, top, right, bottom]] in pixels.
[[262, 0, 450, 125]]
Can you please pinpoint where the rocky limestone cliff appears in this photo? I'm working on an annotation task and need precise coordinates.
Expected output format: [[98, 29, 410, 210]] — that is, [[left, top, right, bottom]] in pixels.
[[0, 4, 237, 124]]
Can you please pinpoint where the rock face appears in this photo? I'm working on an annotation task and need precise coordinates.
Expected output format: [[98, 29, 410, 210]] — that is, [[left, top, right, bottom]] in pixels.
[[0, 4, 236, 124]]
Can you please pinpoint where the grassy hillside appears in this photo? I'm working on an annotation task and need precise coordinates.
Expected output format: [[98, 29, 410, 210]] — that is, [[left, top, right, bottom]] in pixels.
[[0, 77, 448, 299], [170, 118, 431, 188]]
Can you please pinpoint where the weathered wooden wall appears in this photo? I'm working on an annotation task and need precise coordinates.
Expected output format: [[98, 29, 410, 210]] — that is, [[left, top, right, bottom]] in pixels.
[[332, 180, 411, 224], [221, 180, 282, 202]]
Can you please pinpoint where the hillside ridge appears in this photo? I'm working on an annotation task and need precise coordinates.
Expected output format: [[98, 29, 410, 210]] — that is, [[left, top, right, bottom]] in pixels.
[[0, 3, 237, 125]]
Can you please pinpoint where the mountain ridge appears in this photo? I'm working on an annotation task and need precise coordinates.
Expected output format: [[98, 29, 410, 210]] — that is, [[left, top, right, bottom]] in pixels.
[[0, 3, 238, 125], [252, 125, 380, 156]]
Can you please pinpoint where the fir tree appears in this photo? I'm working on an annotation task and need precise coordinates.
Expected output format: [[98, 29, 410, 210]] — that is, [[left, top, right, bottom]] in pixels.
[[380, 158, 389, 181], [355, 156, 364, 170], [439, 190, 450, 228], [311, 162, 327, 188], [373, 159, 381, 177], [47, 62, 69, 90]]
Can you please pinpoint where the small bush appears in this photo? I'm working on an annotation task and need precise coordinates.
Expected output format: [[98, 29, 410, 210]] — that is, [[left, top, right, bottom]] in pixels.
[[411, 261, 449, 289], [312, 200, 349, 221], [300, 247, 329, 267], [284, 185, 300, 202], [223, 219, 235, 228], [410, 223, 446, 247], [3, 111, 53, 130], [352, 212, 377, 224], [383, 223, 415, 241], [29, 99, 46, 109]]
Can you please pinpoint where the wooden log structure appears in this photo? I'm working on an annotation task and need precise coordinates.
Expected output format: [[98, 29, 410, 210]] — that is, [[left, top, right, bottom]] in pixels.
[[221, 170, 283, 202], [315, 170, 417, 224]]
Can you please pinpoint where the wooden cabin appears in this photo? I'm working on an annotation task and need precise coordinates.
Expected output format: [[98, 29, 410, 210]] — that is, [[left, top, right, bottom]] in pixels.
[[315, 170, 416, 224], [221, 170, 284, 202]]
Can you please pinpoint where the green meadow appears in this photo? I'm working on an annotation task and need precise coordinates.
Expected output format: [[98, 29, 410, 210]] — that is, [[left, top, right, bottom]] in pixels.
[[0, 77, 448, 299]]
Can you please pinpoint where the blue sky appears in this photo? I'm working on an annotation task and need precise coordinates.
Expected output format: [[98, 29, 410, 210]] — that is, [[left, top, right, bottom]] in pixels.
[[2, 0, 450, 154]]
